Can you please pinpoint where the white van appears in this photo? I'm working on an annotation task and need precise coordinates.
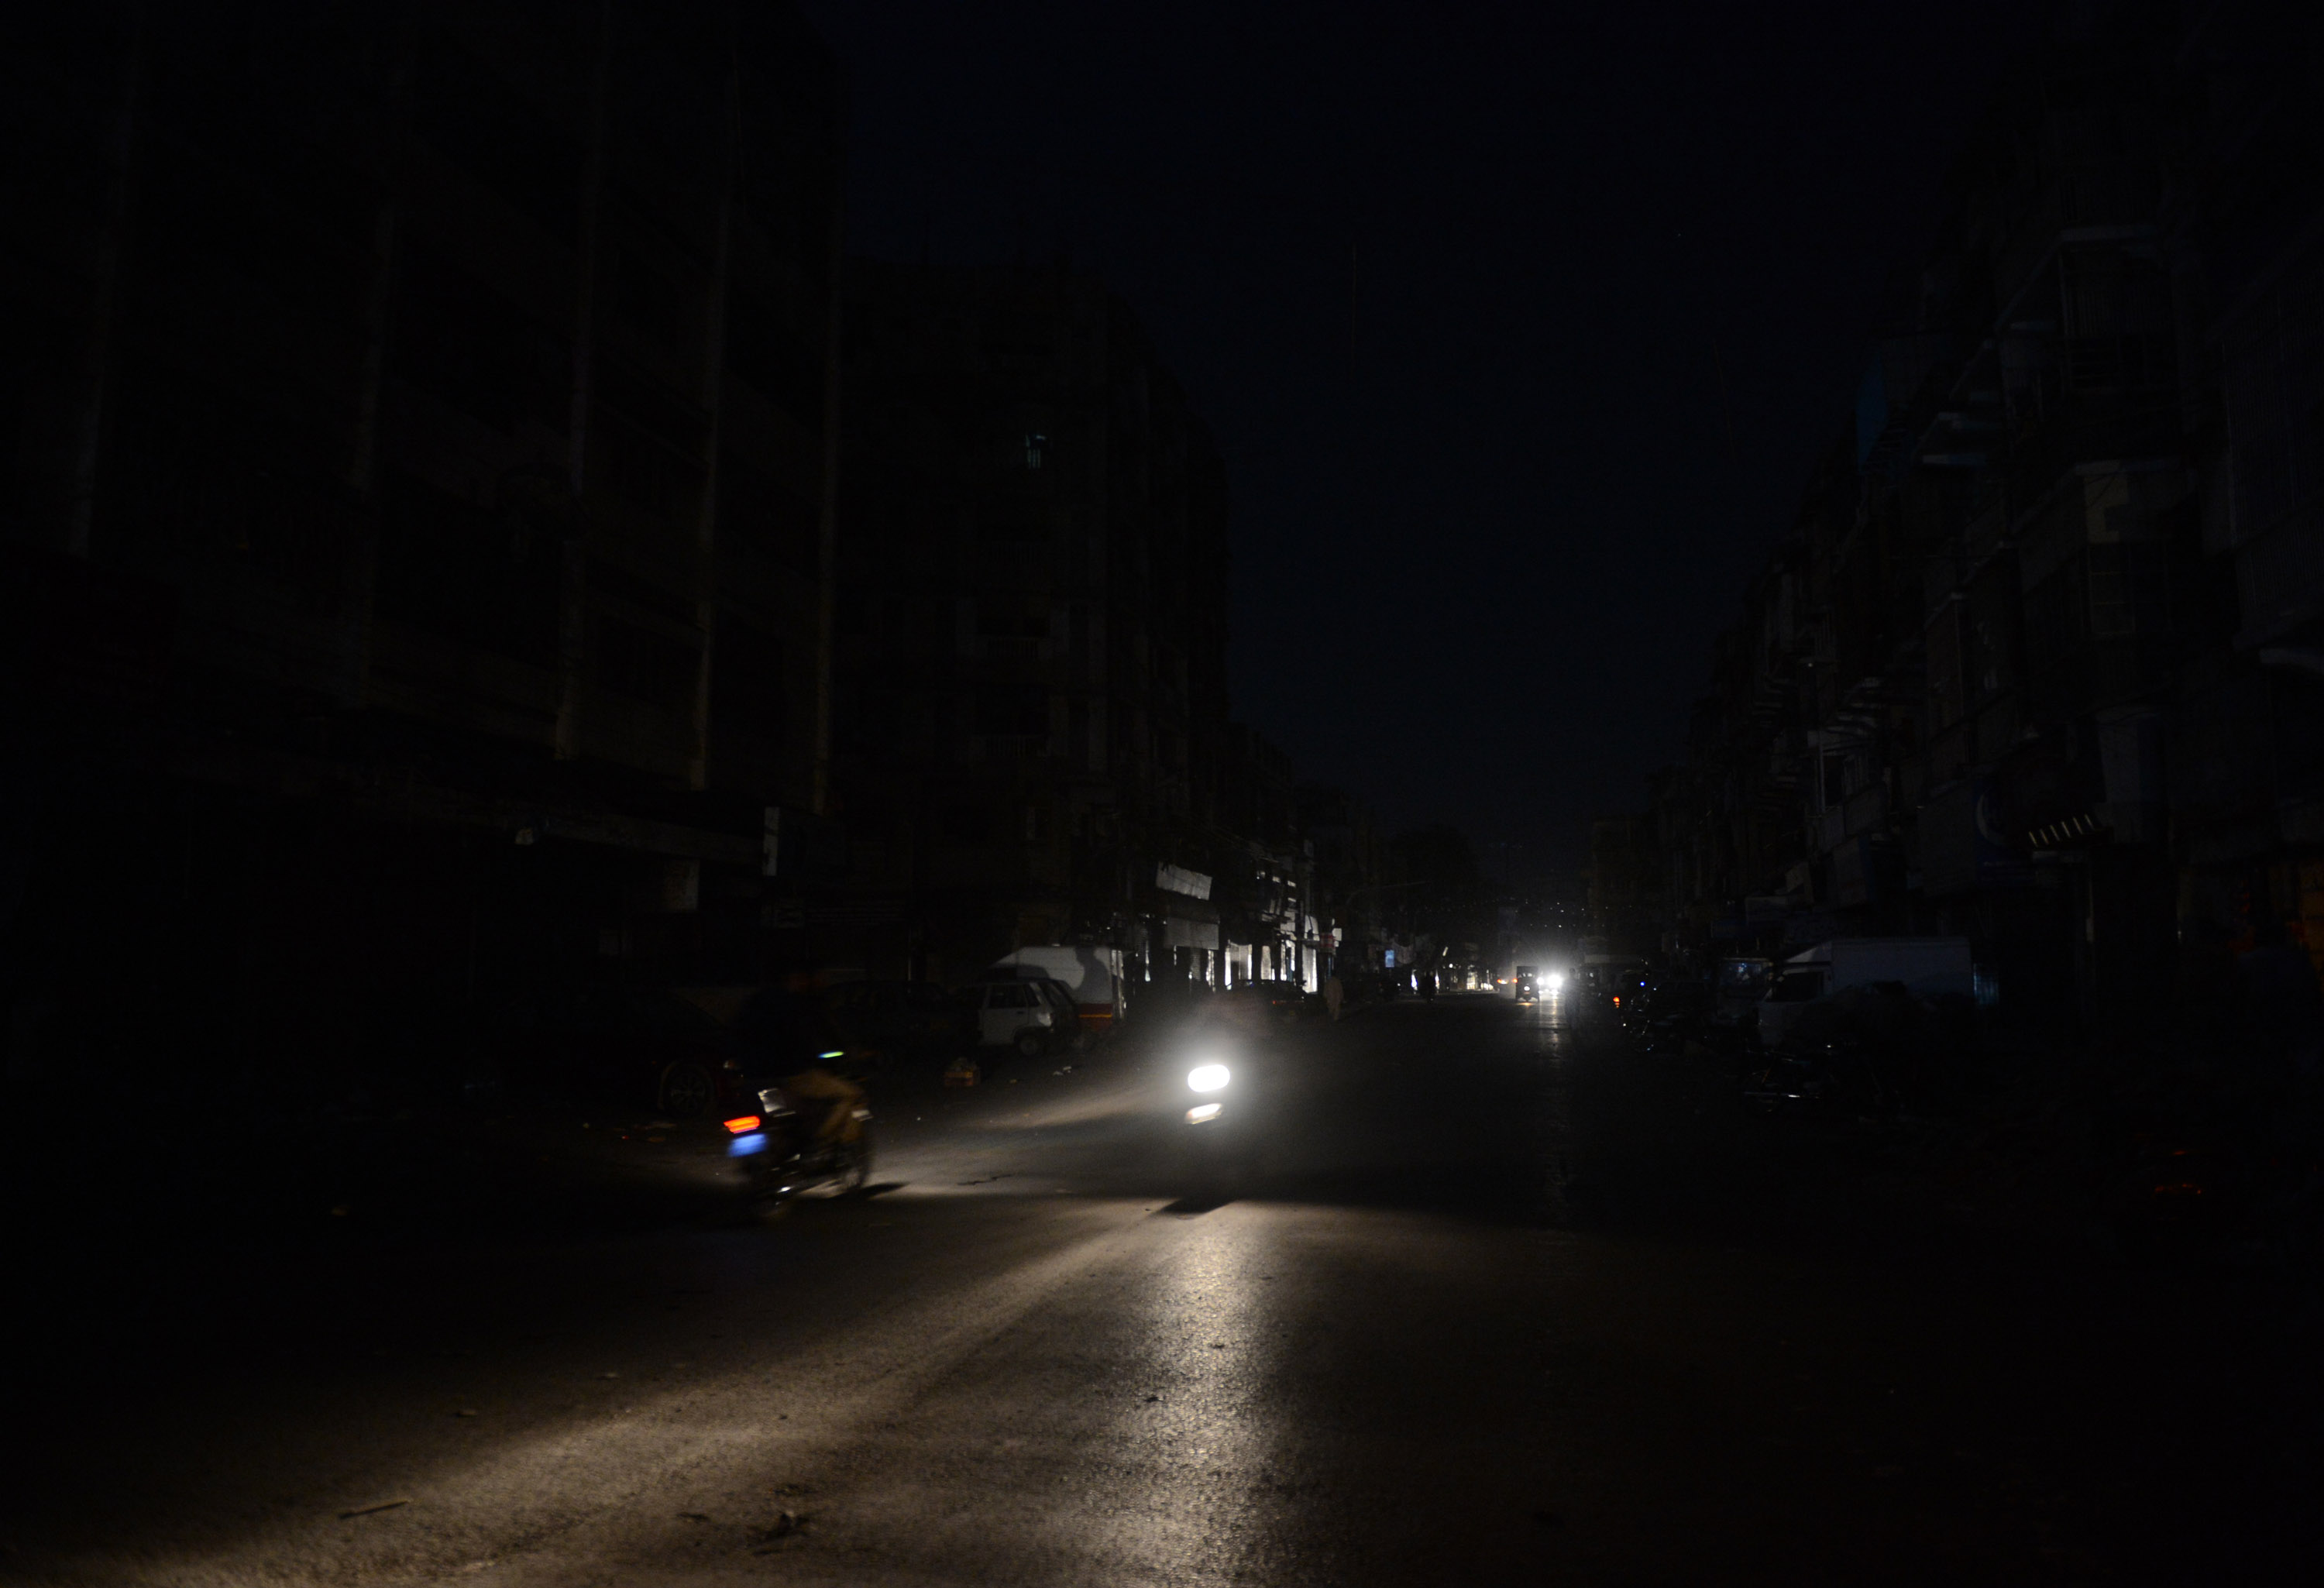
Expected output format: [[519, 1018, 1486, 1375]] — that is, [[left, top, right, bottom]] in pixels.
[[956, 978, 1081, 1057]]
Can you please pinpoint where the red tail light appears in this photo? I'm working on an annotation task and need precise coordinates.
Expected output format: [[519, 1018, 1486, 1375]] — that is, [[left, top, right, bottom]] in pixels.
[[723, 1115, 761, 1134]]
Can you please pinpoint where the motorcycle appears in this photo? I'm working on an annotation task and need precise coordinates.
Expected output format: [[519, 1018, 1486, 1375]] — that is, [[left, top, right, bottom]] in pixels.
[[1738, 1037, 1897, 1120], [1173, 1040, 1249, 1195], [1181, 1053, 1233, 1129], [1630, 978, 1716, 1054], [721, 1070, 873, 1213]]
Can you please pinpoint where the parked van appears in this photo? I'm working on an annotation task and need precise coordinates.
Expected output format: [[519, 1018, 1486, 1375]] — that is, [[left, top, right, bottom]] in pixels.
[[956, 977, 1081, 1057], [1756, 937, 1972, 1048]]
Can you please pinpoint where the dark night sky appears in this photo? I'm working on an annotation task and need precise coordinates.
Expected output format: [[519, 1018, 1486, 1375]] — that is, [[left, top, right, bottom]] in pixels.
[[800, 0, 2034, 882]]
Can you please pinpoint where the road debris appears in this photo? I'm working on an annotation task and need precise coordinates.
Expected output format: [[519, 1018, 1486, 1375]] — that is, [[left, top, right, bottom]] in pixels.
[[338, 1498, 411, 1519], [751, 1511, 811, 1549]]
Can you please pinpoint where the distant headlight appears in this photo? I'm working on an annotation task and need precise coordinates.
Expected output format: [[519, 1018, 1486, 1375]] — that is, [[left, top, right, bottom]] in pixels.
[[1187, 1064, 1230, 1094]]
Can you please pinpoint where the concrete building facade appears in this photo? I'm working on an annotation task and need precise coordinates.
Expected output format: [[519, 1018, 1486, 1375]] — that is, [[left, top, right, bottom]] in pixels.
[[1644, 1, 2324, 1033], [2, 1, 844, 1088], [828, 261, 1235, 991]]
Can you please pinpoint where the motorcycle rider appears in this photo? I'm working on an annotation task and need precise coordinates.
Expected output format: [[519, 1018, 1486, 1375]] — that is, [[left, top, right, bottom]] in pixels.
[[779, 1064, 869, 1150], [728, 966, 865, 1151]]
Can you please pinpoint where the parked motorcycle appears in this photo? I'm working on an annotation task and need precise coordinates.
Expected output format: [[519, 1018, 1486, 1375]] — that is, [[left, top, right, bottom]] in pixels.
[[1630, 978, 1714, 1054], [1739, 1036, 1900, 1120]]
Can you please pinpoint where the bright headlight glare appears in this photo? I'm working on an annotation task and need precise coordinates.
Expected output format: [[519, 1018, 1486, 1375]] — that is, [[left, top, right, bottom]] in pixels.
[[1187, 1064, 1230, 1094], [1547, 972, 1566, 988]]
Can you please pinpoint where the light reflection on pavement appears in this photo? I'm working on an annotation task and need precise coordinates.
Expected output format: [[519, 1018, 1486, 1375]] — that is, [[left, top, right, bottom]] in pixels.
[[9, 995, 2310, 1586]]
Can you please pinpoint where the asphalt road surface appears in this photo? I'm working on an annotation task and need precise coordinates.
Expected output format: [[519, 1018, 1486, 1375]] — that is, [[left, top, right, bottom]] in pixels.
[[6, 995, 2318, 1586]]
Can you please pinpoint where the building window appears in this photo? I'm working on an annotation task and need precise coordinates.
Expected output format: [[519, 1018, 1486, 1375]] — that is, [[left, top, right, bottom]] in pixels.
[[975, 596, 1050, 640], [590, 611, 700, 712], [613, 249, 685, 348], [978, 514, 1049, 544], [376, 467, 562, 665], [1024, 432, 1047, 469], [941, 802, 992, 843], [710, 619, 784, 738], [974, 684, 1050, 737]]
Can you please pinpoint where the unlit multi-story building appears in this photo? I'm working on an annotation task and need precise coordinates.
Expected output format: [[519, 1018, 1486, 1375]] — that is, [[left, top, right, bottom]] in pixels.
[[829, 260, 1233, 991], [2, 2, 843, 1078], [1647, 0, 2324, 1033]]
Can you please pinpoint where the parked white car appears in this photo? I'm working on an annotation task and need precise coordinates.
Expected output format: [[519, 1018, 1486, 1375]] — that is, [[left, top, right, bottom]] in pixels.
[[955, 978, 1081, 1057], [988, 946, 1120, 1031]]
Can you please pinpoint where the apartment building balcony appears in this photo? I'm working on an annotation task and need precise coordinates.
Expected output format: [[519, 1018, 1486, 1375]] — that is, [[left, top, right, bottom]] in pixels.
[[1844, 782, 1889, 837], [961, 634, 1059, 663]]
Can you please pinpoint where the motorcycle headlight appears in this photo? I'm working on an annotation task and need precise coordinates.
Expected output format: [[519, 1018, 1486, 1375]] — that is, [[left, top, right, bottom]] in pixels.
[[1187, 1063, 1230, 1094]]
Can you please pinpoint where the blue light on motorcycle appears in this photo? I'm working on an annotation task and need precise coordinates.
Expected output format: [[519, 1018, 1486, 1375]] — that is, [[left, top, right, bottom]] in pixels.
[[727, 1132, 768, 1157]]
